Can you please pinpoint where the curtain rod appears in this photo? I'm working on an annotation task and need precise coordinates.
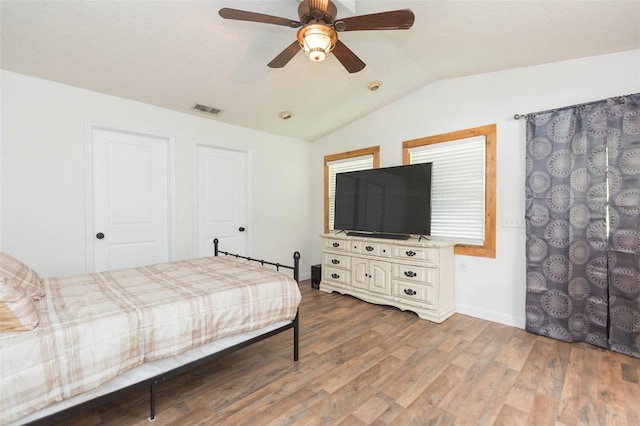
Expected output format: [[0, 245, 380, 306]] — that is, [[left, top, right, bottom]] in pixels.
[[513, 92, 638, 120]]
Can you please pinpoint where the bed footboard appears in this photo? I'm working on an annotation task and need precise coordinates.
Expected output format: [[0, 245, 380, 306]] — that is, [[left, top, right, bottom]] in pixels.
[[213, 238, 300, 362], [213, 238, 301, 282]]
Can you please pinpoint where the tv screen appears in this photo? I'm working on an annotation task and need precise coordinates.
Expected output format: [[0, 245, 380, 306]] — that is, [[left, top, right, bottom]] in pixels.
[[334, 163, 432, 237]]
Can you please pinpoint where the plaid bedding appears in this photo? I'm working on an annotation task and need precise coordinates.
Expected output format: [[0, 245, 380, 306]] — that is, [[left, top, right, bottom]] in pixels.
[[0, 256, 301, 424]]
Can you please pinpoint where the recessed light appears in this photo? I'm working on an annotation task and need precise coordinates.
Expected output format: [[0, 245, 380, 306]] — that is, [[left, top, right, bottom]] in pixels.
[[279, 111, 294, 120], [366, 80, 383, 91]]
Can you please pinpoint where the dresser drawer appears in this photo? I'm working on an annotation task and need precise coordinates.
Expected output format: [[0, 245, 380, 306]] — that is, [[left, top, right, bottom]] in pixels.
[[324, 238, 350, 252], [351, 241, 391, 257], [322, 252, 351, 270], [391, 264, 437, 284], [322, 267, 351, 285], [392, 280, 435, 307], [392, 246, 439, 265]]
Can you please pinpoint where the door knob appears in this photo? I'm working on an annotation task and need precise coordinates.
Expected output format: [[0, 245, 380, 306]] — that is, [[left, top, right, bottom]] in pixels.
[[96, 232, 105, 239], [239, 227, 246, 232]]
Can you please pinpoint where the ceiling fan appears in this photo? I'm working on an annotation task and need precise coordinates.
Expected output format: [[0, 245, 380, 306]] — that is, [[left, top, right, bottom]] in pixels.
[[219, 0, 415, 73]]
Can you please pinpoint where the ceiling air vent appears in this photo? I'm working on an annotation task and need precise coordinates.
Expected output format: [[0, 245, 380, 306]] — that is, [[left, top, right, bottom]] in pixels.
[[191, 103, 223, 116]]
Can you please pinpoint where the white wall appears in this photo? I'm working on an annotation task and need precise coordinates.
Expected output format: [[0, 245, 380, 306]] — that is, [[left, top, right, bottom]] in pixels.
[[311, 50, 640, 328], [3, 50, 639, 327], [1, 71, 313, 278]]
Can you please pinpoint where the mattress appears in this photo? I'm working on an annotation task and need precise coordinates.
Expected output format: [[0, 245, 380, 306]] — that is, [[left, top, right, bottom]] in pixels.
[[0, 256, 301, 425]]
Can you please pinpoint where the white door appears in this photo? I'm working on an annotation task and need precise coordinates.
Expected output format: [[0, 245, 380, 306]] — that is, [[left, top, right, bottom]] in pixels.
[[91, 128, 171, 272], [197, 145, 248, 257]]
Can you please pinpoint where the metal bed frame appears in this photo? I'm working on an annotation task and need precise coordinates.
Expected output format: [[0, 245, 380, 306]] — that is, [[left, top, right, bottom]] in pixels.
[[25, 239, 300, 425]]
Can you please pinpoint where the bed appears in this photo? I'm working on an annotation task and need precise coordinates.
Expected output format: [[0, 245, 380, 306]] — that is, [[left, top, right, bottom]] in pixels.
[[0, 239, 301, 425]]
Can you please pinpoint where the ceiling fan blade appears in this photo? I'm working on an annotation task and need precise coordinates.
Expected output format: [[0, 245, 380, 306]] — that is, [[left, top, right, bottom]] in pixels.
[[335, 9, 415, 31], [331, 39, 365, 73], [268, 41, 301, 68], [219, 8, 302, 28]]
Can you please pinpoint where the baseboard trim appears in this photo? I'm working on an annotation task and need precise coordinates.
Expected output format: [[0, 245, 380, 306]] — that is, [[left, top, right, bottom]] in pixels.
[[455, 303, 525, 329]]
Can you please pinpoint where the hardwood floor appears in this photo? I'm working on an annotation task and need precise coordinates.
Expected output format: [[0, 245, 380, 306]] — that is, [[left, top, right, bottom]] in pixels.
[[61, 281, 640, 426]]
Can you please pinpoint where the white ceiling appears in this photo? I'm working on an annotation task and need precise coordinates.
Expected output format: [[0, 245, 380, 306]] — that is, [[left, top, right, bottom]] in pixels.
[[2, 1, 639, 141]]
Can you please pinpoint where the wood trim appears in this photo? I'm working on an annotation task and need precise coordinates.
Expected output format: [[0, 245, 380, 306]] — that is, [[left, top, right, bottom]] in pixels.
[[323, 161, 330, 234], [323, 146, 380, 233], [402, 125, 497, 258], [403, 124, 497, 148], [324, 146, 381, 163]]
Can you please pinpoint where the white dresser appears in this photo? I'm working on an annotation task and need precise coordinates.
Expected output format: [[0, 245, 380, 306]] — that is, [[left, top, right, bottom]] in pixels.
[[320, 233, 455, 323]]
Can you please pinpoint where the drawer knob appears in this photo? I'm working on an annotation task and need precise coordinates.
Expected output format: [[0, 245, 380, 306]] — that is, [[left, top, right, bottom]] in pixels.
[[406, 250, 416, 257], [404, 271, 417, 278], [332, 242, 340, 248], [366, 246, 374, 251], [331, 273, 340, 279], [404, 288, 417, 296], [331, 259, 340, 264]]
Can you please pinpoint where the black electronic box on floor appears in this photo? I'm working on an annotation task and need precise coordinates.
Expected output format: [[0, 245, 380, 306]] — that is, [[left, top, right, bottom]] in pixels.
[[311, 264, 321, 289]]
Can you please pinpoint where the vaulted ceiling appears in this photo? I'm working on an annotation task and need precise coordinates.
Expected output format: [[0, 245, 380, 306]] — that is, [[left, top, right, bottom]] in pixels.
[[2, 1, 639, 141]]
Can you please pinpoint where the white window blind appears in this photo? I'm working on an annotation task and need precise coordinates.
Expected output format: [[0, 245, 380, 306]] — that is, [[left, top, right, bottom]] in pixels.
[[409, 136, 486, 245], [328, 155, 374, 230]]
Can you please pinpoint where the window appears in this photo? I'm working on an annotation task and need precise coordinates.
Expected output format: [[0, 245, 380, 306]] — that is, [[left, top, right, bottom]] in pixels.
[[409, 137, 485, 244], [403, 125, 496, 258], [324, 146, 380, 233]]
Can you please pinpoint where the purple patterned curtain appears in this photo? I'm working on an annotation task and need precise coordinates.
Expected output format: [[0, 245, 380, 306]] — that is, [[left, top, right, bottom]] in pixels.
[[525, 93, 640, 358]]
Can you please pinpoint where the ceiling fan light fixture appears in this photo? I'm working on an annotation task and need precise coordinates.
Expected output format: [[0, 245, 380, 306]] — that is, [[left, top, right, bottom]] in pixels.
[[297, 24, 337, 62]]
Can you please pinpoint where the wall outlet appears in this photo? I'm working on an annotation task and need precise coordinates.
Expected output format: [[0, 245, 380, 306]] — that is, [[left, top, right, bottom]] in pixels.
[[503, 215, 525, 228]]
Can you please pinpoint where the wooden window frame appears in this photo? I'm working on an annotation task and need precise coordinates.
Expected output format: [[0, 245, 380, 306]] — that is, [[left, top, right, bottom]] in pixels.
[[403, 124, 496, 258], [324, 146, 380, 233]]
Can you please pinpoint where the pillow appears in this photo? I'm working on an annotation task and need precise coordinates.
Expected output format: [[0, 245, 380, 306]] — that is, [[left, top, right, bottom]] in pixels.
[[0, 277, 39, 332], [0, 252, 45, 300]]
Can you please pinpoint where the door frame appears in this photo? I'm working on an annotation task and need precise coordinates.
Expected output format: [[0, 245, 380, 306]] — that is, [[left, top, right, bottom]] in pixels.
[[193, 142, 252, 258], [84, 123, 176, 273]]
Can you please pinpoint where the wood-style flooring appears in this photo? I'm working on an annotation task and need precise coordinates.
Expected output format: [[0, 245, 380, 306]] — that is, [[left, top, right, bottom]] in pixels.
[[61, 280, 640, 425]]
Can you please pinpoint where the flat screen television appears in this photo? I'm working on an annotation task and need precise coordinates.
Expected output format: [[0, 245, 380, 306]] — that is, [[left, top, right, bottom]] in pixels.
[[334, 163, 432, 239]]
